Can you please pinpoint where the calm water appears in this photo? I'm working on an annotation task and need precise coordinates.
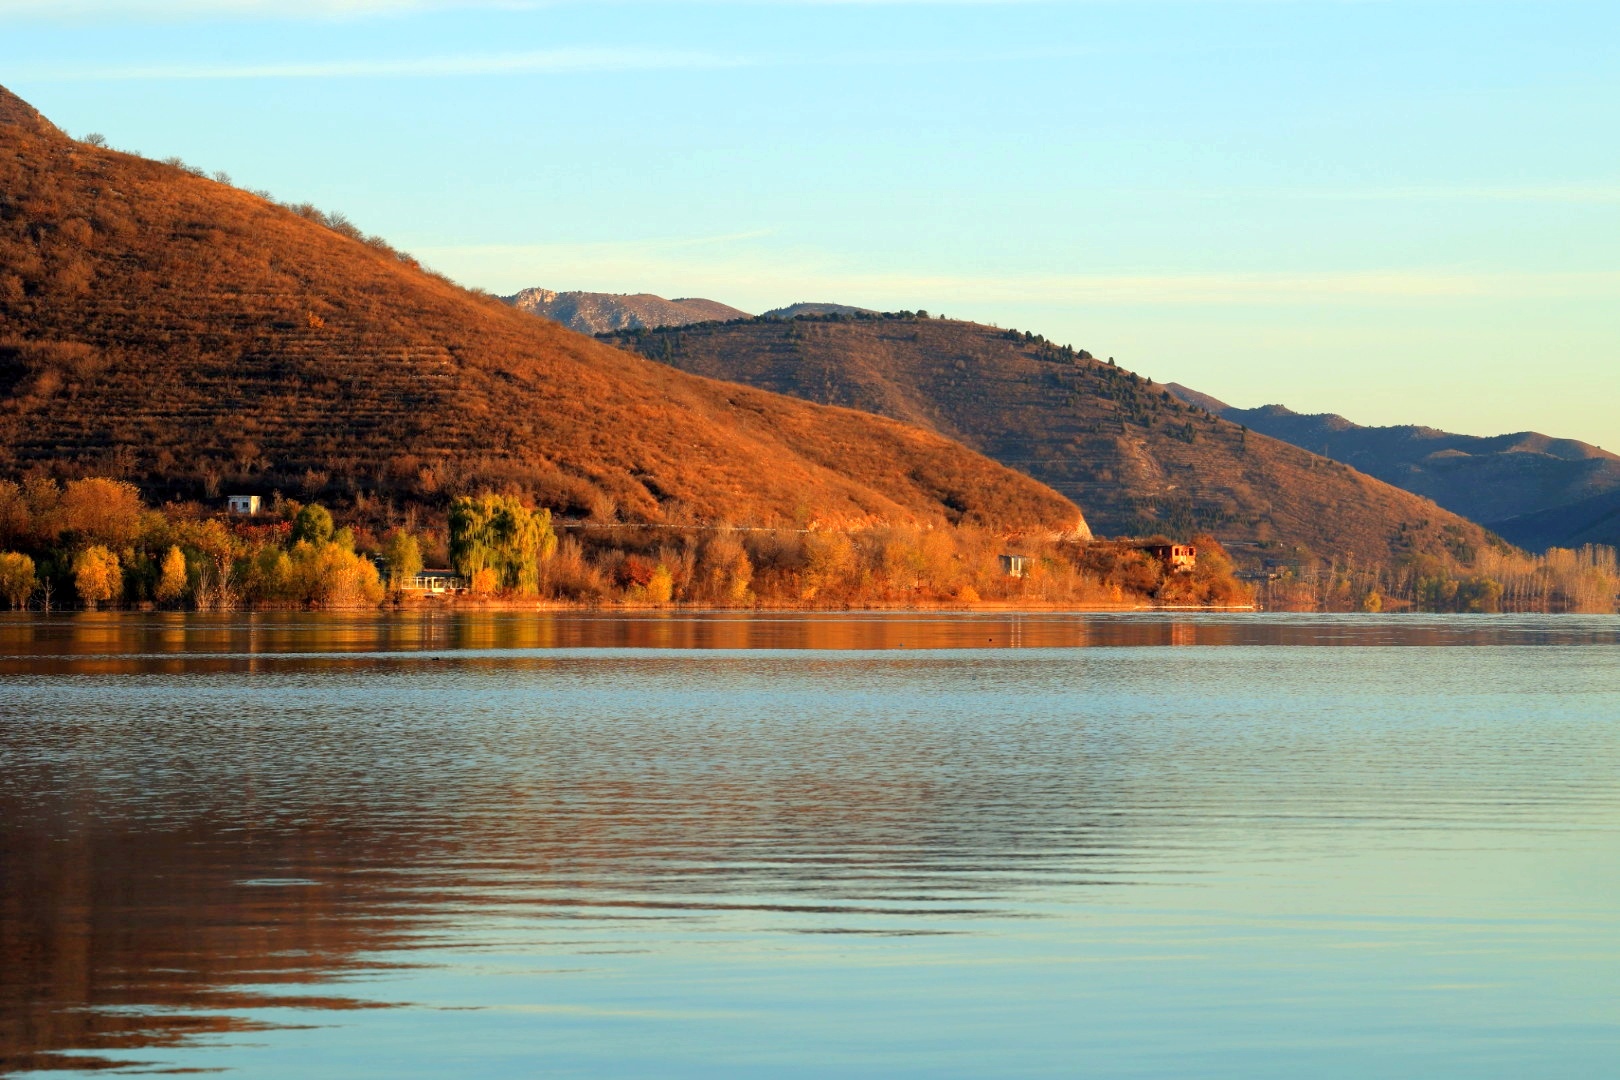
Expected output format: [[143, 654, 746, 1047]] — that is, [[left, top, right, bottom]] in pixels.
[[2, 612, 1618, 1078]]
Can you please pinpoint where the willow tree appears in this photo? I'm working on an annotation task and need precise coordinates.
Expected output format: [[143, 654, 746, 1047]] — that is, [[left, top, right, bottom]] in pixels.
[[448, 495, 558, 596]]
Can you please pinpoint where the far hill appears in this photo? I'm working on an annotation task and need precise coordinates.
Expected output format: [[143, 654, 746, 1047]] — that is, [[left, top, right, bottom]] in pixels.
[[604, 313, 1502, 568], [1164, 387, 1620, 550], [0, 87, 1082, 534], [763, 302, 877, 320], [1487, 489, 1620, 552], [502, 288, 750, 333]]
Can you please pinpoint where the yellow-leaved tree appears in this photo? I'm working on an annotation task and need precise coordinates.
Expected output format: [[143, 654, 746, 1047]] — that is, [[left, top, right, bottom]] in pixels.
[[73, 544, 120, 608], [155, 545, 188, 606], [0, 551, 35, 609]]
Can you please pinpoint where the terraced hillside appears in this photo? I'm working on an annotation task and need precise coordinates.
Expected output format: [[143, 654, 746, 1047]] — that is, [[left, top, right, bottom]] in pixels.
[[604, 313, 1503, 567], [0, 87, 1082, 533]]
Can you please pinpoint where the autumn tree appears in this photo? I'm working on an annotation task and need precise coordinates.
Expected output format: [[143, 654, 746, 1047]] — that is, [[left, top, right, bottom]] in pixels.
[[802, 530, 856, 599], [155, 545, 188, 606], [0, 552, 35, 609], [73, 545, 120, 608], [647, 563, 675, 604], [285, 541, 383, 607], [699, 532, 753, 603], [59, 478, 144, 548], [0, 482, 28, 549]]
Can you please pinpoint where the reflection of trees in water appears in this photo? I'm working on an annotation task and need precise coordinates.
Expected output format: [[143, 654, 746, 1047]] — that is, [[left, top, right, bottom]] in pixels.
[[0, 663, 1169, 1072], [0, 815, 424, 1074], [6, 614, 1617, 1071], [7, 610, 1605, 677]]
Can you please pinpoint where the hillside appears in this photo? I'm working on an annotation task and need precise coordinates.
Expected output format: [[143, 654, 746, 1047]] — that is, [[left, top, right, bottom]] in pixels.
[[502, 288, 750, 333], [604, 313, 1503, 568], [1487, 489, 1620, 552], [0, 87, 1082, 534], [1162, 388, 1620, 550]]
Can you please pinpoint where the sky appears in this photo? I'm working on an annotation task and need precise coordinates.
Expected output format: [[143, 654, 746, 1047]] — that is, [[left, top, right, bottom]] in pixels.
[[4, 0, 1617, 449]]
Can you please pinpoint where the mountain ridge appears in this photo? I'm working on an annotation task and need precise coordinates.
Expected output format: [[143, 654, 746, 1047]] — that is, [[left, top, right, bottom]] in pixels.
[[602, 313, 1502, 569], [1163, 386, 1620, 548], [0, 87, 1084, 536]]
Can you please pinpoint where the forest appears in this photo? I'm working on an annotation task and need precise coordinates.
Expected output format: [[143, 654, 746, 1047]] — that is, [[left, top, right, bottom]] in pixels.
[[0, 477, 1249, 611]]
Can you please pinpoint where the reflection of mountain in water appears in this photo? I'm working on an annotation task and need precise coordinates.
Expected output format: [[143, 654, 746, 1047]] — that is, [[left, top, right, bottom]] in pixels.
[[0, 655, 1146, 1068], [5, 613, 1619, 1073], [0, 818, 419, 1073]]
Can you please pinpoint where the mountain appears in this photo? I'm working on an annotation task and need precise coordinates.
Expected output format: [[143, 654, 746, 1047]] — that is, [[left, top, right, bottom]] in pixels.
[[762, 302, 877, 319], [1488, 489, 1620, 551], [1164, 387, 1620, 550], [502, 288, 750, 334], [603, 313, 1502, 568], [0, 86, 1083, 534]]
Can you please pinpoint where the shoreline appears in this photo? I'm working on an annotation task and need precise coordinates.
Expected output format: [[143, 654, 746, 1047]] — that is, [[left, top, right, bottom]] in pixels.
[[14, 599, 1263, 615]]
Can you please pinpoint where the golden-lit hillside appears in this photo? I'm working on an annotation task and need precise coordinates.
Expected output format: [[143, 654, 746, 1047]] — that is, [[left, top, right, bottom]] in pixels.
[[604, 313, 1505, 568], [0, 87, 1082, 534]]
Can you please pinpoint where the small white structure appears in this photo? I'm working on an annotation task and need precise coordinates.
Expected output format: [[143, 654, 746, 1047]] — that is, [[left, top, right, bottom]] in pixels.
[[999, 554, 1030, 578], [227, 495, 261, 515], [406, 571, 467, 594]]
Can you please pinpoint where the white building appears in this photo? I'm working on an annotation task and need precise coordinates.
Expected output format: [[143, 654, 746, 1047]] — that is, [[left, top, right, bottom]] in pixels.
[[226, 495, 261, 515]]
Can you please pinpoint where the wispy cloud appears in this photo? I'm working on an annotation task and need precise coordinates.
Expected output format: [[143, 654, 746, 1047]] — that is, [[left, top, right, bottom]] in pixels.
[[1286, 185, 1620, 206], [1, 0, 478, 16], [0, 0, 1057, 19], [13, 40, 1111, 82], [15, 47, 749, 81]]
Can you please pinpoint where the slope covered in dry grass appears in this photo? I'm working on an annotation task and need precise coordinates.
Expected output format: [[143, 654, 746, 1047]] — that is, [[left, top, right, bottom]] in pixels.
[[604, 313, 1504, 568], [0, 87, 1082, 534]]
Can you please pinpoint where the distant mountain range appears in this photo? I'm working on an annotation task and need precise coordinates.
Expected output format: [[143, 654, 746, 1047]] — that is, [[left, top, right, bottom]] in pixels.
[[602, 312, 1500, 569], [0, 86, 1083, 534], [512, 286, 1618, 553], [1164, 387, 1620, 551], [499, 291, 884, 334], [491, 277, 1616, 556], [501, 289, 750, 334]]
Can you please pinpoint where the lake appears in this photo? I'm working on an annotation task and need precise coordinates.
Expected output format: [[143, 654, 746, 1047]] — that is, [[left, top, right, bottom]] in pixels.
[[3, 612, 1618, 1077]]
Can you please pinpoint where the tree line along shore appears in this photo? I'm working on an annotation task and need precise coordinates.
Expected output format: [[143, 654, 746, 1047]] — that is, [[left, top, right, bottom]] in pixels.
[[1, 477, 1613, 613], [0, 477, 1250, 611]]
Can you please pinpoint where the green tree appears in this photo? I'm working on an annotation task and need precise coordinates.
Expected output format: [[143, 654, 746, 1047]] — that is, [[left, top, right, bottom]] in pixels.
[[73, 545, 120, 608], [291, 504, 334, 545], [0, 552, 35, 609], [1456, 575, 1504, 614], [382, 530, 424, 589], [448, 494, 557, 596]]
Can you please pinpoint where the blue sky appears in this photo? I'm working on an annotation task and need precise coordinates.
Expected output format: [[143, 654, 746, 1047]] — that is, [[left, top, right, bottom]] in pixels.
[[5, 1, 1616, 449]]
